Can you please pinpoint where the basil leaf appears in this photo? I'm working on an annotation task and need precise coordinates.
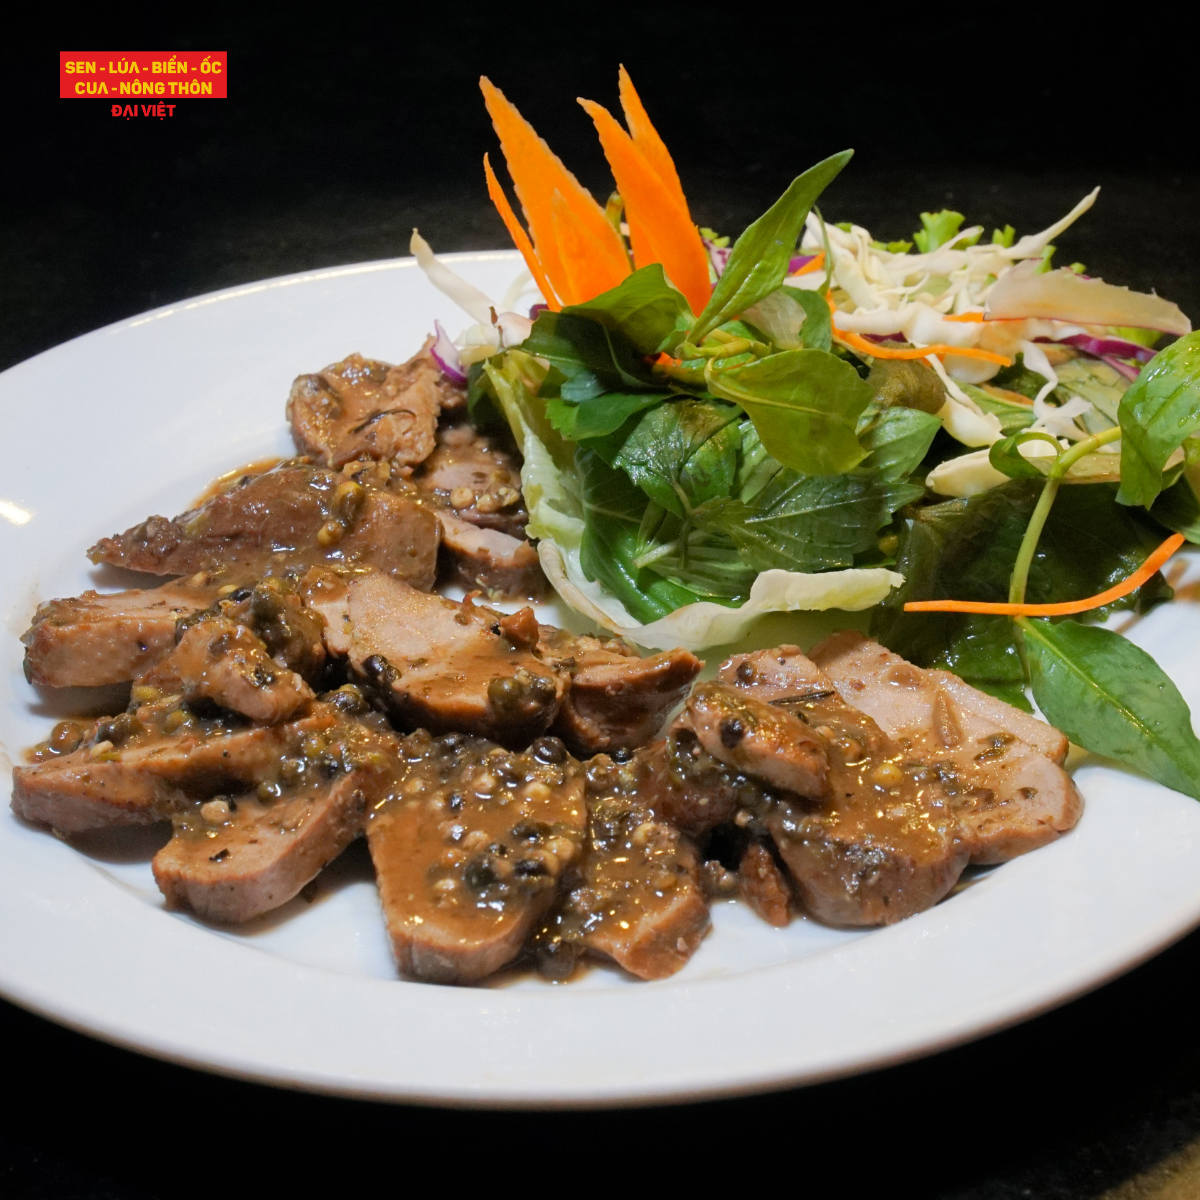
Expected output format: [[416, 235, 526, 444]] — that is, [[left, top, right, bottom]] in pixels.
[[696, 471, 922, 573], [706, 349, 872, 475], [633, 505, 753, 600], [522, 312, 655, 401], [872, 481, 1173, 701], [577, 447, 700, 623], [1151, 469, 1200, 543], [546, 391, 669, 441], [1118, 331, 1200, 509], [614, 399, 741, 517], [692, 151, 852, 342], [987, 430, 1061, 480], [562, 264, 690, 356], [1020, 617, 1200, 801], [858, 406, 941, 482]]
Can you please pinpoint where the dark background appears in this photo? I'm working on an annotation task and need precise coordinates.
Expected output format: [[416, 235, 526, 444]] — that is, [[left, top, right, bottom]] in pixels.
[[5, 8, 1200, 1196]]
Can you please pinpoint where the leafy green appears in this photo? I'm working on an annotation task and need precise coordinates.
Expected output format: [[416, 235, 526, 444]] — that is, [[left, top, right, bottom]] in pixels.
[[697, 470, 922, 574], [706, 349, 873, 475], [546, 391, 668, 441], [577, 447, 700, 623], [561, 264, 690, 355], [987, 430, 1062, 481], [872, 481, 1173, 703], [1118, 331, 1200, 509], [1020, 617, 1200, 800], [858, 405, 942, 482], [912, 210, 979, 253], [742, 286, 832, 352], [960, 383, 1036, 436], [868, 358, 947, 415], [991, 224, 1015, 248], [990, 353, 1049, 401], [692, 151, 852, 341], [1151, 469, 1200, 543], [1053, 358, 1128, 435], [632, 504, 753, 600], [613, 399, 741, 517], [522, 311, 655, 401]]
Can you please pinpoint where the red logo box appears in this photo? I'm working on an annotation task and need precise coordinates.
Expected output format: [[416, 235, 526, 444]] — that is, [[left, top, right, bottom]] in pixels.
[[60, 52, 227, 99]]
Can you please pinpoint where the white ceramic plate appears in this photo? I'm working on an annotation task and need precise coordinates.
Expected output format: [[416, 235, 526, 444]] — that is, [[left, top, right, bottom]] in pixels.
[[3, 251, 1200, 1107]]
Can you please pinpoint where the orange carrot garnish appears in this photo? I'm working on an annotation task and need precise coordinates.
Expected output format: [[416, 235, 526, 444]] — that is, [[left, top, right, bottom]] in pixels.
[[483, 154, 561, 312], [944, 311, 986, 322], [617, 66, 686, 216], [835, 327, 1013, 366], [578, 96, 711, 315], [903, 534, 1186, 616], [480, 77, 629, 305]]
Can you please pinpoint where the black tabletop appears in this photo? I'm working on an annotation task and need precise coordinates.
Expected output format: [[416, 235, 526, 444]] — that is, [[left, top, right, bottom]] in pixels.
[[5, 14, 1200, 1197]]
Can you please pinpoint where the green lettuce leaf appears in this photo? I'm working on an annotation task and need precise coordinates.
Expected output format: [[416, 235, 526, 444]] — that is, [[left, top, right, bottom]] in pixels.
[[1118, 331, 1200, 509], [742, 286, 832, 352], [1020, 617, 1200, 800], [692, 151, 852, 341], [613, 399, 741, 517], [959, 383, 1036, 436], [912, 210, 979, 253], [706, 348, 872, 475]]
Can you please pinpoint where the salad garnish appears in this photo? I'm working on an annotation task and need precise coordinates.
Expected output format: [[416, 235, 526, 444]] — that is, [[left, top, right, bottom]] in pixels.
[[411, 68, 1200, 802]]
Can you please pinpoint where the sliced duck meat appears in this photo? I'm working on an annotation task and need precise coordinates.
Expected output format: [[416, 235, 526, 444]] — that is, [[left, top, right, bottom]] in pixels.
[[179, 576, 329, 685], [297, 569, 353, 656], [545, 636, 702, 756], [366, 731, 586, 985], [435, 510, 545, 600], [716, 646, 970, 925], [808, 631, 1081, 864], [684, 682, 827, 797], [153, 721, 397, 923], [138, 617, 314, 723], [738, 841, 793, 927], [22, 580, 215, 689], [347, 573, 565, 745], [287, 346, 457, 470], [88, 459, 440, 590], [413, 420, 528, 538], [534, 752, 710, 981], [12, 701, 349, 835]]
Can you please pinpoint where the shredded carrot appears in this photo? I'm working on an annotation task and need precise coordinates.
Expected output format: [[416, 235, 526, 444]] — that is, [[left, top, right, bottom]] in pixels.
[[480, 78, 629, 305], [578, 96, 711, 315], [792, 251, 825, 277], [903, 534, 1186, 617], [834, 327, 1013, 366], [483, 154, 561, 312], [944, 311, 986, 322]]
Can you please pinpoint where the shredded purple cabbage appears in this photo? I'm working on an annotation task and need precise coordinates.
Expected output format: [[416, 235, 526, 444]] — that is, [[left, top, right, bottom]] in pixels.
[[1099, 354, 1142, 382], [529, 302, 548, 319], [787, 253, 819, 275], [430, 320, 467, 384], [1057, 333, 1156, 364], [702, 234, 732, 278]]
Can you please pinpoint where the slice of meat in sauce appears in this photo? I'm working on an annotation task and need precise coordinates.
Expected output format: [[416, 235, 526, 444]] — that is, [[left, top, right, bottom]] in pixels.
[[542, 631, 702, 756], [717, 648, 969, 926], [21, 580, 215, 688], [738, 841, 793, 927], [138, 616, 314, 724], [367, 731, 586, 985], [808, 631, 1081, 864], [534, 751, 710, 981], [287, 346, 458, 470], [414, 421, 527, 538], [88, 459, 439, 591], [347, 573, 564, 745], [436, 510, 545, 600], [12, 701, 347, 834], [154, 711, 397, 922]]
